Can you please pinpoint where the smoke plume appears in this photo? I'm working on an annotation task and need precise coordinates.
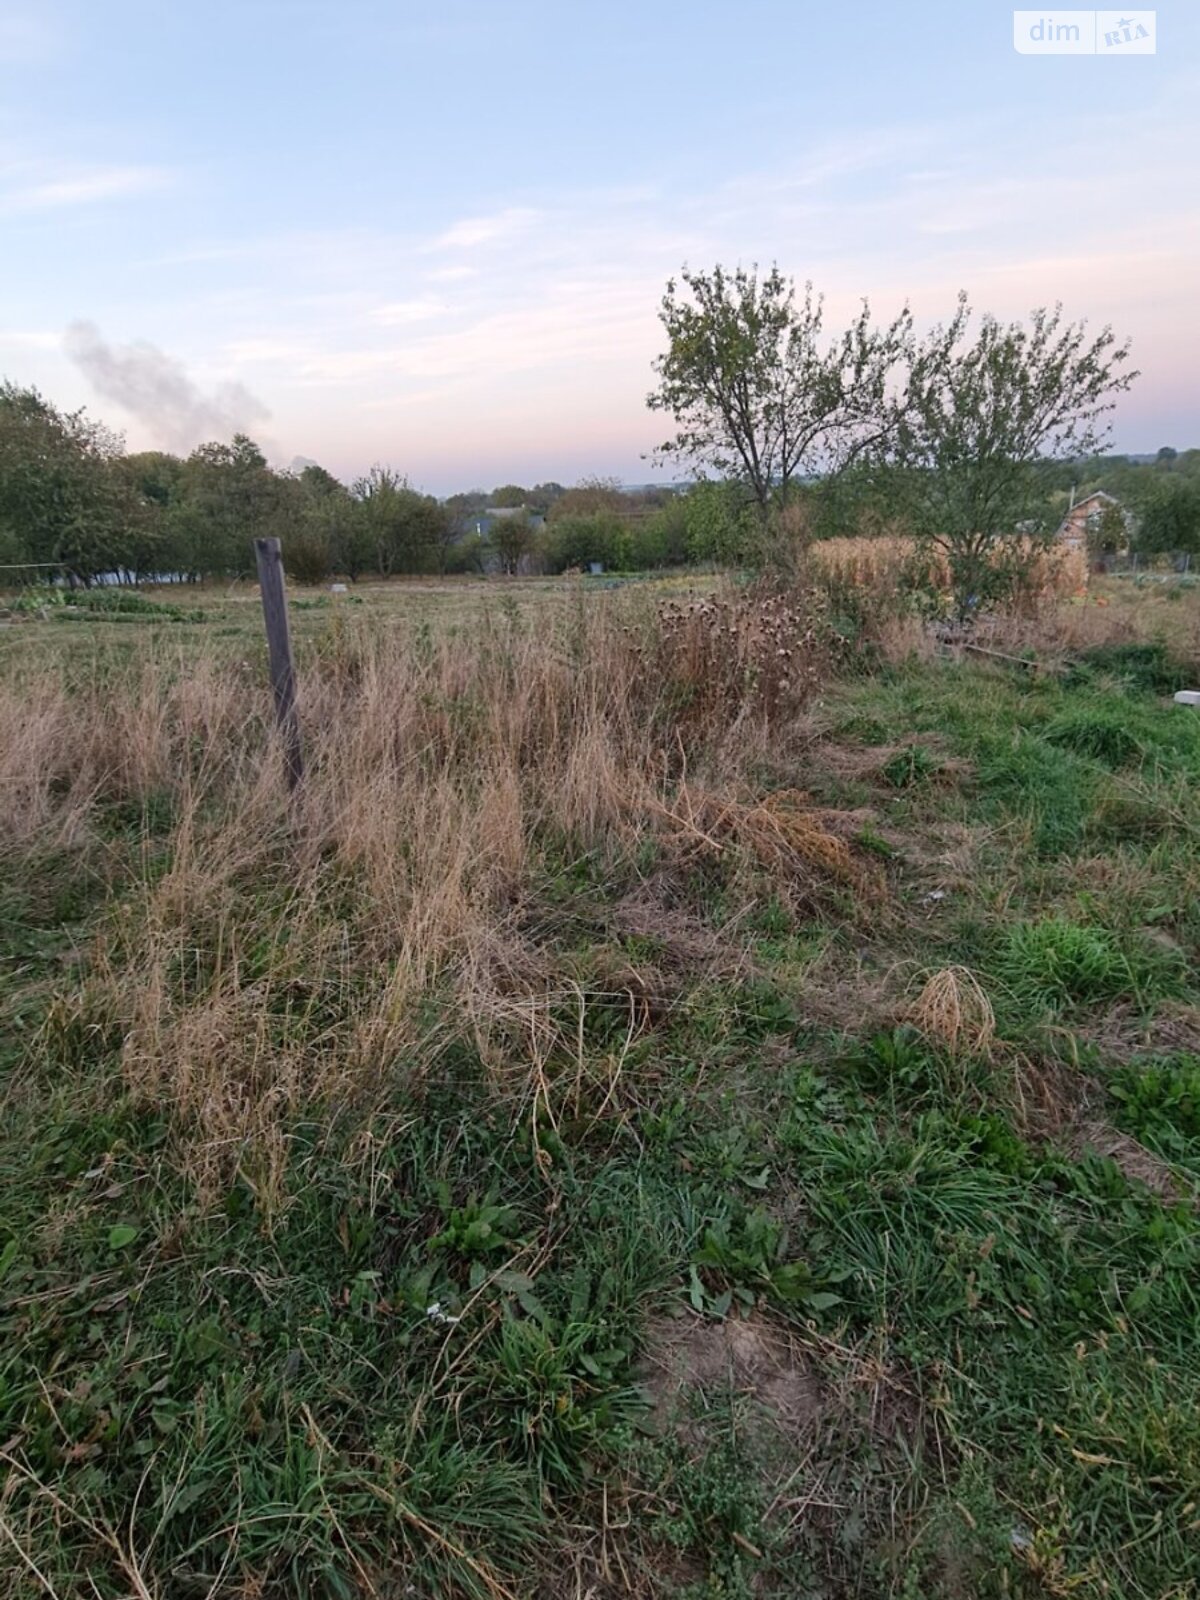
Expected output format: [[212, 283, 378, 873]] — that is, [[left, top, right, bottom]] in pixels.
[[64, 320, 270, 452]]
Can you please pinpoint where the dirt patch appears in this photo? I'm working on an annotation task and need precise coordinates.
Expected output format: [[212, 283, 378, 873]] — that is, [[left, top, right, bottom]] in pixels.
[[802, 803, 879, 840], [811, 803, 983, 906], [892, 819, 981, 875], [809, 739, 894, 782], [1009, 1050, 1097, 1140], [1079, 1000, 1200, 1063], [1069, 1118, 1192, 1202], [640, 1308, 927, 1452], [1004, 1050, 1192, 1203], [778, 941, 899, 1035], [608, 890, 753, 984], [811, 734, 973, 788], [629, 1313, 941, 1597], [641, 1311, 826, 1442]]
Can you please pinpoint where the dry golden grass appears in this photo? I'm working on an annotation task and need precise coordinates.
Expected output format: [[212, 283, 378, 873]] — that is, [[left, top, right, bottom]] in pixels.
[[977, 580, 1200, 662], [810, 534, 1089, 605], [1, 586, 864, 1204], [907, 965, 997, 1057], [653, 783, 884, 904]]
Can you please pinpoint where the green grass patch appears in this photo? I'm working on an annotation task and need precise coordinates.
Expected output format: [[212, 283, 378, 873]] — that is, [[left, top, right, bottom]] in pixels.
[[1044, 705, 1148, 767], [1066, 640, 1190, 695], [992, 914, 1186, 1014], [1108, 1053, 1200, 1180], [880, 743, 943, 787]]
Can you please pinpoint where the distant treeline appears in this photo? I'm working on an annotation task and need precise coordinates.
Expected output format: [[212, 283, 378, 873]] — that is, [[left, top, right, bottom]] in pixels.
[[2, 378, 1198, 587], [0, 380, 697, 585]]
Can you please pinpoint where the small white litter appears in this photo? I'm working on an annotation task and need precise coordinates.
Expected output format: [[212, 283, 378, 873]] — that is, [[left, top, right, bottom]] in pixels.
[[1174, 690, 1200, 706], [424, 1302, 462, 1326]]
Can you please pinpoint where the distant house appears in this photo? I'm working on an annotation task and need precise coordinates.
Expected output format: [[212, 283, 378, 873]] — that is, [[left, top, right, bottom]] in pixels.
[[1056, 489, 1129, 550], [470, 505, 546, 539]]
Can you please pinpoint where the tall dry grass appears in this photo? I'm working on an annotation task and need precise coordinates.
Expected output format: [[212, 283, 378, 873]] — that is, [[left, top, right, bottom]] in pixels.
[[976, 580, 1200, 662], [2, 586, 854, 1204], [809, 534, 1090, 605], [9, 571, 1192, 1207]]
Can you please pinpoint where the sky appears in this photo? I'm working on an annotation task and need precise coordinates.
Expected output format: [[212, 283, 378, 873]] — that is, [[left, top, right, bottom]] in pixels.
[[1, 0, 1197, 494]]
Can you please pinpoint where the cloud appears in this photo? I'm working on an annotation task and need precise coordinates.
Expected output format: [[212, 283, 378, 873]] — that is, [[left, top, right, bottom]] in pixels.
[[63, 321, 270, 452], [427, 264, 479, 283], [2, 164, 170, 213], [53, 99, 1195, 484], [369, 296, 448, 327], [220, 336, 313, 364], [427, 206, 538, 249]]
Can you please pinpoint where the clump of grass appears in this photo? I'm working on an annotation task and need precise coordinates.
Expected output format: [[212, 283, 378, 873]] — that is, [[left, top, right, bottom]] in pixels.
[[880, 743, 942, 787], [667, 784, 884, 907], [975, 733, 1100, 856], [908, 965, 996, 1056], [996, 916, 1132, 1010], [1044, 707, 1146, 768]]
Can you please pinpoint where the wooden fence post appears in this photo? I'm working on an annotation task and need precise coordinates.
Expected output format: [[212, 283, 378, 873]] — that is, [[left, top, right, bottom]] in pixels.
[[253, 537, 304, 789]]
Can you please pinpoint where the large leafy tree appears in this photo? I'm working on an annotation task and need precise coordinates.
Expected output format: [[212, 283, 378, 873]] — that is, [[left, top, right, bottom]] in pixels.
[[547, 477, 626, 521], [490, 510, 536, 575], [891, 297, 1137, 613], [109, 453, 175, 580], [352, 465, 447, 575], [1135, 477, 1200, 560], [280, 464, 364, 582], [489, 483, 530, 509], [0, 381, 127, 583], [529, 481, 566, 513], [647, 265, 910, 522], [176, 433, 279, 576]]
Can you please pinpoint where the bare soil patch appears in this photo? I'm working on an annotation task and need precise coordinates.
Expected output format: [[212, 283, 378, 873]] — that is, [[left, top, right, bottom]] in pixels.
[[641, 1310, 826, 1444], [1069, 1118, 1192, 1202], [1080, 1000, 1200, 1063]]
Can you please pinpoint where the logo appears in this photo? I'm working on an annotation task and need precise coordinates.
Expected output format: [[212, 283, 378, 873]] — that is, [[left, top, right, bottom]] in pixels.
[[1013, 10, 1156, 53], [1096, 10, 1155, 50]]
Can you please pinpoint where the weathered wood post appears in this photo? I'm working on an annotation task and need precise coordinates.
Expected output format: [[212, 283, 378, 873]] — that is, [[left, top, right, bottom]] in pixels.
[[253, 537, 304, 789]]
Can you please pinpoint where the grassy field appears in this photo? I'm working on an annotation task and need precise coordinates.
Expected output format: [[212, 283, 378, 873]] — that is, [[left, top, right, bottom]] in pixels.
[[2, 570, 1200, 1598]]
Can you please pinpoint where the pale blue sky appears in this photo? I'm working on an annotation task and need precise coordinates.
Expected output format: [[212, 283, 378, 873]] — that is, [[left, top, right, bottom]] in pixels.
[[2, 1, 1197, 491]]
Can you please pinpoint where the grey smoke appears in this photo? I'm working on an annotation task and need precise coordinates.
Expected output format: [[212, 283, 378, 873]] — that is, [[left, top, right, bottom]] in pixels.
[[64, 320, 270, 453]]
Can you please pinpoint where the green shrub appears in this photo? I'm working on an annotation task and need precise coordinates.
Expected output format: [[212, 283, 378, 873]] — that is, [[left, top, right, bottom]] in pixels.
[[540, 511, 633, 573], [21, 587, 207, 622], [281, 530, 332, 584], [69, 588, 179, 615]]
